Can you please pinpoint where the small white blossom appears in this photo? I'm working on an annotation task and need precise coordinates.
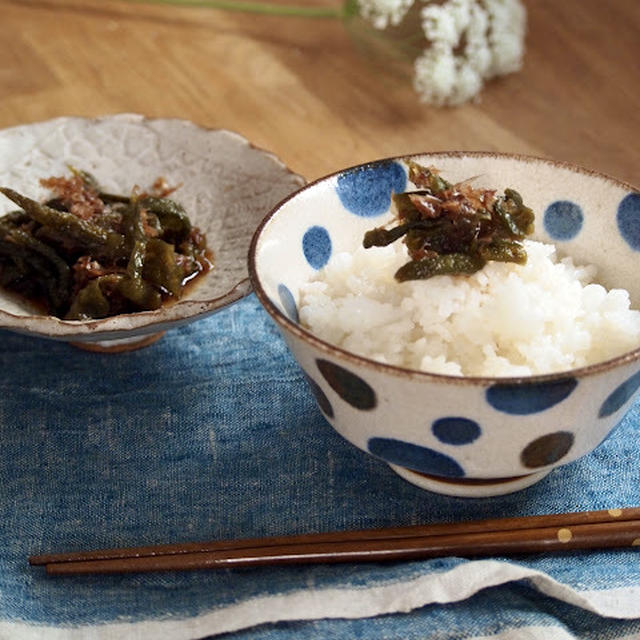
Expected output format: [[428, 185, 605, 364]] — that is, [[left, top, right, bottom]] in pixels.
[[484, 0, 527, 75], [465, 2, 491, 76], [421, 5, 459, 45], [356, 0, 414, 30], [414, 42, 484, 106], [414, 0, 526, 106], [413, 42, 456, 103]]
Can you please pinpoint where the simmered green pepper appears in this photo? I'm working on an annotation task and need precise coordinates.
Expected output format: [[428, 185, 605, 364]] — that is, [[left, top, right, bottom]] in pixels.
[[363, 161, 535, 281], [0, 169, 211, 319]]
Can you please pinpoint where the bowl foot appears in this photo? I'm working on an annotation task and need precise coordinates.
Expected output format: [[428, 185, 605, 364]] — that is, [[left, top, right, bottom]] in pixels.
[[389, 465, 551, 498], [70, 332, 165, 353]]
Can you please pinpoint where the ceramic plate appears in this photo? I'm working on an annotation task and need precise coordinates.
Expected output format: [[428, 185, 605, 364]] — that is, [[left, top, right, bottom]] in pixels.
[[0, 114, 304, 346]]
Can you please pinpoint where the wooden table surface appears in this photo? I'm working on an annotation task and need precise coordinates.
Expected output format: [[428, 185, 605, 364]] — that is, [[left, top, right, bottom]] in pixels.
[[1, 0, 639, 186]]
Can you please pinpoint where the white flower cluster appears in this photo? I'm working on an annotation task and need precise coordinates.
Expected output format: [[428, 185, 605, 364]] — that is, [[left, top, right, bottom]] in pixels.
[[356, 0, 414, 29], [415, 0, 526, 105], [357, 0, 527, 106]]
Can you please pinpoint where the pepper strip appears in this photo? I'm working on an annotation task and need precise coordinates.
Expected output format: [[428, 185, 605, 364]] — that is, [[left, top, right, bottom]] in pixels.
[[0, 187, 125, 260]]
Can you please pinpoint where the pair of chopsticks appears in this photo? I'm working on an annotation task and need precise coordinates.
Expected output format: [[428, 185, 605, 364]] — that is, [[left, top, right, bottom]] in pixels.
[[29, 507, 640, 576]]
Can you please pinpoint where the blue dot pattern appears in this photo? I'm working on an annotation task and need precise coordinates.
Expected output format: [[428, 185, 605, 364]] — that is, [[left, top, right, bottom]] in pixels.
[[303, 373, 334, 419], [486, 378, 578, 415], [368, 437, 465, 478], [521, 431, 574, 468], [599, 369, 640, 418], [316, 359, 377, 411], [336, 161, 406, 217], [432, 417, 481, 445], [302, 225, 332, 270], [617, 192, 640, 251], [277, 284, 299, 323], [543, 200, 584, 241]]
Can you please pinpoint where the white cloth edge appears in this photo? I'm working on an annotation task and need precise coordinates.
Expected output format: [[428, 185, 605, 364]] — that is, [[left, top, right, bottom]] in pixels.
[[2, 560, 639, 639]]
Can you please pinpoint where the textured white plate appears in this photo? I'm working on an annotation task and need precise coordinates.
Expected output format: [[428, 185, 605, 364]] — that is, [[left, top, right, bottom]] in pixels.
[[0, 114, 304, 344]]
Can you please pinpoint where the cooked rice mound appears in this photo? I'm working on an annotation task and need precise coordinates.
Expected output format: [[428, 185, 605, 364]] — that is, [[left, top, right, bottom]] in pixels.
[[298, 240, 640, 377]]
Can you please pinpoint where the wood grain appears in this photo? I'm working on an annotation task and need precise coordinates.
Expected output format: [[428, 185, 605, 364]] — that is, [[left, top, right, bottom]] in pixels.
[[0, 0, 638, 184]]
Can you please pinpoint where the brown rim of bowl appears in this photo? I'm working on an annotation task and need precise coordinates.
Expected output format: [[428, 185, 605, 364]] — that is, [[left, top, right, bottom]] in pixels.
[[248, 150, 640, 388], [401, 469, 535, 486], [0, 278, 254, 339]]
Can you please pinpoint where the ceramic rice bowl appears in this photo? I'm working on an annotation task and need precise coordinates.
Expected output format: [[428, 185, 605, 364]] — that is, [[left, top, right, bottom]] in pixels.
[[0, 114, 304, 349], [249, 152, 640, 497]]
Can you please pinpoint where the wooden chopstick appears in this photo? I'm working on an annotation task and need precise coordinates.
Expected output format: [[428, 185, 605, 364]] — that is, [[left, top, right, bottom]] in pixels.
[[29, 507, 640, 575], [31, 507, 640, 564]]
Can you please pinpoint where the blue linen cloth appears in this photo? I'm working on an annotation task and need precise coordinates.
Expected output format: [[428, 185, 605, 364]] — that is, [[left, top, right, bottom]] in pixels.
[[0, 295, 639, 640]]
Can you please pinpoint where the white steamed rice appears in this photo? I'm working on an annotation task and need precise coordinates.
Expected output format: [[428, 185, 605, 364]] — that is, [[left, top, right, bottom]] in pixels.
[[298, 240, 640, 377]]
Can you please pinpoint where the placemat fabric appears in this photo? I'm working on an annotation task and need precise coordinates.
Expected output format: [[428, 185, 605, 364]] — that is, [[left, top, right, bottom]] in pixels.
[[0, 296, 638, 640]]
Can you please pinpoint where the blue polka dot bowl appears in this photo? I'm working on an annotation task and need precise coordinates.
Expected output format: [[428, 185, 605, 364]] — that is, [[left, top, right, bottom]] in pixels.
[[249, 152, 640, 497]]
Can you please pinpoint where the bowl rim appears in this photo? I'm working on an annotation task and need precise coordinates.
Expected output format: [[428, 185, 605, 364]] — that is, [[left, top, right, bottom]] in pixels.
[[0, 113, 304, 340], [248, 150, 640, 387]]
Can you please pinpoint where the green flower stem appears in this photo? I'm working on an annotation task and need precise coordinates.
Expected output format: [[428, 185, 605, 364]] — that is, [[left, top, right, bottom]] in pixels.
[[128, 0, 351, 18]]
